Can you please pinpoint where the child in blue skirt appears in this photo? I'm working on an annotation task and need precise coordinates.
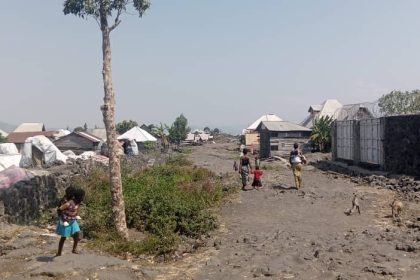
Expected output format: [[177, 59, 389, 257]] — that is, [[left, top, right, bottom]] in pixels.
[[56, 188, 85, 256]]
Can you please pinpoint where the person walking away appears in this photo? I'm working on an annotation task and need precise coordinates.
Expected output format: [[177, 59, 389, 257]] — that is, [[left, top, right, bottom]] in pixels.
[[289, 143, 306, 189], [251, 166, 263, 190], [56, 188, 85, 256], [239, 148, 252, 190]]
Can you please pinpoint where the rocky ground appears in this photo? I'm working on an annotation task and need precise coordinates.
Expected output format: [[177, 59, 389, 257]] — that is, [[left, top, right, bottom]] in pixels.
[[1, 142, 420, 279]]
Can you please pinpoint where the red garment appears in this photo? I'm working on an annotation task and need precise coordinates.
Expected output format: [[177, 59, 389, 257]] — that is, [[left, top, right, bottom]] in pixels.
[[253, 170, 263, 180]]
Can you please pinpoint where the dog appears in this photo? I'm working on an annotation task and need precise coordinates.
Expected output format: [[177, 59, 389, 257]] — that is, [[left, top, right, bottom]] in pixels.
[[346, 193, 361, 215], [390, 198, 403, 218]]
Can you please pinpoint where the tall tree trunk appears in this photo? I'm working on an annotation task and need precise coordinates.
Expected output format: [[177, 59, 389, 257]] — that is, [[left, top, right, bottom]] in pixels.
[[100, 9, 129, 240]]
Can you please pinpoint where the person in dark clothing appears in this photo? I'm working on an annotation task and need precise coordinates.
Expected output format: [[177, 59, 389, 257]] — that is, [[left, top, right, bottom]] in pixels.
[[239, 148, 252, 190]]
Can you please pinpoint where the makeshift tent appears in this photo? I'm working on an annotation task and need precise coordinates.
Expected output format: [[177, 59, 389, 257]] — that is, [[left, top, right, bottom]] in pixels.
[[0, 143, 21, 172], [20, 135, 68, 168], [0, 143, 19, 155], [117, 126, 157, 142]]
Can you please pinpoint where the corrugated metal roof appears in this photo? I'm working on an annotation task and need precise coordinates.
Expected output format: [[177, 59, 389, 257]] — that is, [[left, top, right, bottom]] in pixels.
[[259, 121, 311, 132], [14, 123, 45, 132], [0, 129, 8, 138], [89, 128, 107, 141], [309, 105, 322, 112], [6, 131, 56, 143], [247, 114, 283, 130], [75, 131, 102, 143]]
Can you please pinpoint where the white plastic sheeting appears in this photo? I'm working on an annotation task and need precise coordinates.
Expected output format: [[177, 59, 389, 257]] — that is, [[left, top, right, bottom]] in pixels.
[[118, 126, 157, 142], [0, 143, 19, 155], [0, 143, 21, 171], [20, 135, 68, 168], [129, 139, 139, 155], [0, 154, 22, 172]]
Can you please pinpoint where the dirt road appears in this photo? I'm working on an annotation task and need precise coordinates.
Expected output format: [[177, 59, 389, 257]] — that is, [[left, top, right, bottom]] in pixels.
[[184, 142, 420, 280], [1, 142, 419, 279]]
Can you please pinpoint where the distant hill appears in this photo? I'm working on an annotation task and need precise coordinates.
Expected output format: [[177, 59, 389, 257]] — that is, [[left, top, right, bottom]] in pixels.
[[0, 121, 16, 133]]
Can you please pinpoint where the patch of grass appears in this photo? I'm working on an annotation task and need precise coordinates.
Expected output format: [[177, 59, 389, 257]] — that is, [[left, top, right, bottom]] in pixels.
[[77, 155, 225, 257], [181, 148, 192, 155]]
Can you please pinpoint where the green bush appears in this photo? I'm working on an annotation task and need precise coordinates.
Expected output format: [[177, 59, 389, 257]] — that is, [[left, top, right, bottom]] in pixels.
[[78, 156, 224, 256]]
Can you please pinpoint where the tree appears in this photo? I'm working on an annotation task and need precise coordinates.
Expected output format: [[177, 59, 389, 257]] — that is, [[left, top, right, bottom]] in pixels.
[[168, 114, 190, 145], [0, 133, 6, 143], [116, 120, 138, 135], [152, 122, 169, 151], [83, 122, 88, 131], [212, 128, 220, 135], [310, 116, 334, 152], [378, 90, 420, 116], [73, 126, 85, 132], [63, 0, 151, 240], [203, 127, 211, 134]]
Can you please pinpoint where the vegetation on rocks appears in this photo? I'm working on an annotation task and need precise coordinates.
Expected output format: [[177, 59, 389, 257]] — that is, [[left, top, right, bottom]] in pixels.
[[75, 156, 226, 257]]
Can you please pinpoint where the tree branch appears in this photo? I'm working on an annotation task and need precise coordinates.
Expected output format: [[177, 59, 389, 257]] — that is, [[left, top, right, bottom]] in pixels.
[[109, 7, 123, 32]]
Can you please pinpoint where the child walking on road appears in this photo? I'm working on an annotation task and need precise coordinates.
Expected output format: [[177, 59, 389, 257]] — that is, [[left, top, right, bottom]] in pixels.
[[251, 166, 263, 190], [56, 188, 85, 256]]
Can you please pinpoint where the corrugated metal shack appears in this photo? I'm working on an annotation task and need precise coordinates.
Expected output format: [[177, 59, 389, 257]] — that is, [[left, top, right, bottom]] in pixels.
[[257, 121, 311, 158], [54, 131, 102, 155]]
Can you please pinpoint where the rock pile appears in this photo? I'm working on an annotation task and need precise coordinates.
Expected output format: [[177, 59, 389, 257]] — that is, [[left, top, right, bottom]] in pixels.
[[350, 175, 420, 202]]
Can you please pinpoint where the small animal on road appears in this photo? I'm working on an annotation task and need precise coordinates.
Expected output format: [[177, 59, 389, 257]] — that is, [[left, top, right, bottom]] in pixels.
[[345, 193, 361, 215], [390, 198, 403, 218]]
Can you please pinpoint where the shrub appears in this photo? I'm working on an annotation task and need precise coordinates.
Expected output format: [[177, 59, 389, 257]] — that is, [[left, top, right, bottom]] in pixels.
[[77, 155, 224, 256]]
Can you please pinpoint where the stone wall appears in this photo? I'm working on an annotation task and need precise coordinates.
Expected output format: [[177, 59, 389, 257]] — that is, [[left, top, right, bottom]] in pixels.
[[0, 153, 170, 224], [383, 114, 420, 177], [0, 174, 60, 223]]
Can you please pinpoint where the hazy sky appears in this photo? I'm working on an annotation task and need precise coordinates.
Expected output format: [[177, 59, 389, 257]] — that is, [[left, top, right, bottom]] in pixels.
[[2, 0, 420, 133]]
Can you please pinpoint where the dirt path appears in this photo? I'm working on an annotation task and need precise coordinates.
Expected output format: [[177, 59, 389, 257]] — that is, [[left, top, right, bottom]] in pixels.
[[1, 142, 419, 279], [183, 142, 420, 280]]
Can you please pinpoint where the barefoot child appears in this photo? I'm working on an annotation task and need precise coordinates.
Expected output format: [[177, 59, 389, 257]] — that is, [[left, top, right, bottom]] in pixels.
[[56, 188, 85, 256], [251, 166, 263, 190]]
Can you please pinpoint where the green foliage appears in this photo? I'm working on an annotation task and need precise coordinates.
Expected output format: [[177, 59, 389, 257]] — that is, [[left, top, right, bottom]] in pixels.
[[310, 115, 334, 152], [168, 114, 190, 144], [203, 127, 211, 134], [212, 128, 220, 135], [116, 119, 138, 135], [142, 141, 156, 150], [63, 0, 150, 19], [378, 90, 420, 116], [77, 156, 224, 256], [74, 126, 86, 132], [0, 133, 6, 143]]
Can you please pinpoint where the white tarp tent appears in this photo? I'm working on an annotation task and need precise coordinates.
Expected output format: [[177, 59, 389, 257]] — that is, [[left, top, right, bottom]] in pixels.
[[0, 155, 22, 172], [20, 135, 68, 168], [117, 126, 157, 142], [0, 143, 19, 155], [0, 143, 22, 172]]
